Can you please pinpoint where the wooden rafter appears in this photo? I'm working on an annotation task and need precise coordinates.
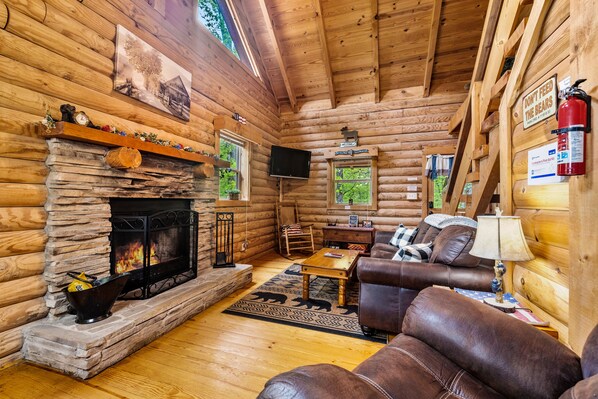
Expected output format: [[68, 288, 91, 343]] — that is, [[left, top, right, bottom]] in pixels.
[[472, 0, 504, 81], [504, 17, 528, 57], [371, 0, 380, 103], [423, 0, 442, 97], [447, 93, 470, 135], [257, 0, 297, 111], [311, 0, 336, 109]]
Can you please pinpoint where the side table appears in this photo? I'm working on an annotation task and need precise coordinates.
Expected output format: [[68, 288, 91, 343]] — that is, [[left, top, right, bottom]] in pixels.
[[455, 288, 559, 339], [322, 226, 375, 255]]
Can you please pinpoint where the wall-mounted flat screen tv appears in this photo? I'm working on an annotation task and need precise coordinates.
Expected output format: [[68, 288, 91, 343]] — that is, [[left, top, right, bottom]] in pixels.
[[269, 145, 311, 180]]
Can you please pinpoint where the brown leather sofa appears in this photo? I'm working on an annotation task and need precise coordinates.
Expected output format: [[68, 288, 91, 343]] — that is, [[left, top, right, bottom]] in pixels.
[[257, 287, 598, 399], [358, 220, 494, 334]]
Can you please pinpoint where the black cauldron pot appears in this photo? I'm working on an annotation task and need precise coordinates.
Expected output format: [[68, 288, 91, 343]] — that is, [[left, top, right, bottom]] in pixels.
[[64, 273, 130, 324]]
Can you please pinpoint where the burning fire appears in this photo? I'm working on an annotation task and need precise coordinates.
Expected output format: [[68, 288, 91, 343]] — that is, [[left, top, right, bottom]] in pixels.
[[115, 240, 160, 274]]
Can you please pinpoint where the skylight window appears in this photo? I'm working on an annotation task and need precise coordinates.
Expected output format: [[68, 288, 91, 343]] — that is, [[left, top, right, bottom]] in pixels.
[[197, 0, 261, 78]]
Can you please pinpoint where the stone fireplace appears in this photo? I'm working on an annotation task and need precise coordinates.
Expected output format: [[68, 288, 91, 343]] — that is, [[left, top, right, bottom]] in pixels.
[[23, 137, 252, 378]]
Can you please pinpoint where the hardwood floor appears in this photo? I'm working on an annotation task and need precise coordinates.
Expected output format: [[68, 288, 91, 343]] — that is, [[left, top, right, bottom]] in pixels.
[[0, 252, 384, 399]]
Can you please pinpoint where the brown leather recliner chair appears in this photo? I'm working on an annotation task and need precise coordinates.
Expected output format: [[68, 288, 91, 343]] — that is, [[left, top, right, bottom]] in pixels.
[[257, 287, 598, 399], [358, 220, 494, 334]]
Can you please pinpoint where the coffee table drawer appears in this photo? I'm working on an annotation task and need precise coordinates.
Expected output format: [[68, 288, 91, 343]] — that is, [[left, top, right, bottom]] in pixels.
[[323, 228, 372, 244]]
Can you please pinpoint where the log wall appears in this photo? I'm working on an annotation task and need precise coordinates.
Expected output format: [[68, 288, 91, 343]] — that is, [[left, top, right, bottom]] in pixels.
[[569, 0, 598, 353], [508, 0, 571, 342], [279, 93, 467, 244], [0, 0, 281, 366]]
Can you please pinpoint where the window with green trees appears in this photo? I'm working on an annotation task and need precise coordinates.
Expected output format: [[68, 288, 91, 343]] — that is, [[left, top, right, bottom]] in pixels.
[[432, 175, 448, 209], [196, 0, 260, 78], [334, 164, 371, 205], [197, 0, 239, 58], [327, 157, 377, 210], [219, 135, 247, 200]]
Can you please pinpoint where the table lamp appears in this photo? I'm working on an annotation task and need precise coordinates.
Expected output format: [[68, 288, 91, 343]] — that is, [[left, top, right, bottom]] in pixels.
[[469, 209, 534, 310]]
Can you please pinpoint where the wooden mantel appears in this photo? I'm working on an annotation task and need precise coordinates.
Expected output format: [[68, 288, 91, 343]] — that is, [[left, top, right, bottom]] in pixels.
[[39, 122, 229, 168]]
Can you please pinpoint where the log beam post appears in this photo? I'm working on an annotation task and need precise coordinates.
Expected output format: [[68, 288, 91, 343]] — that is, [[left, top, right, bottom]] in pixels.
[[105, 147, 142, 169], [193, 163, 215, 178]]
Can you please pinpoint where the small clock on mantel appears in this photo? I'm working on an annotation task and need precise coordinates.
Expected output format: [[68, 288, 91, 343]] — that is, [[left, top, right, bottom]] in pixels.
[[73, 111, 90, 126]]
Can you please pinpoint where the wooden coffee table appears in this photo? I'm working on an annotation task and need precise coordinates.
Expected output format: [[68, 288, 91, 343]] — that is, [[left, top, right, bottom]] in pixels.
[[300, 248, 360, 306]]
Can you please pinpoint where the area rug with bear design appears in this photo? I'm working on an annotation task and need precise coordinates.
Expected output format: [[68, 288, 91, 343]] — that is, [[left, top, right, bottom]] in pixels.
[[223, 264, 387, 342]]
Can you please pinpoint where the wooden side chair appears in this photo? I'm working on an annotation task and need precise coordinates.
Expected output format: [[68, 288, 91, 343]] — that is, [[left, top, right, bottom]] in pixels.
[[276, 201, 315, 256]]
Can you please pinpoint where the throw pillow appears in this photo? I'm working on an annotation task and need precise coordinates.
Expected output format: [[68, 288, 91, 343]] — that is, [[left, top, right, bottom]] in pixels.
[[283, 223, 303, 235], [392, 242, 434, 262], [389, 224, 419, 248]]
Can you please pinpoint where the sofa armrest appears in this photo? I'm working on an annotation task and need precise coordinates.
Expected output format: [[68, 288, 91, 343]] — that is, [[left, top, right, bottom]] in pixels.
[[357, 257, 494, 291], [357, 257, 449, 289], [404, 288, 583, 399], [374, 230, 394, 244], [257, 364, 388, 399]]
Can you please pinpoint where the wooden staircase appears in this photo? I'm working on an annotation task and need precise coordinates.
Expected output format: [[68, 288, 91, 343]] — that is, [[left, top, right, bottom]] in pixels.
[[442, 0, 552, 218]]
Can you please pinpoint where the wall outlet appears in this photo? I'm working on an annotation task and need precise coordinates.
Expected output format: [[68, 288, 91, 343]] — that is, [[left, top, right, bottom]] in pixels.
[[407, 177, 418, 181], [406, 193, 418, 200], [407, 185, 417, 192]]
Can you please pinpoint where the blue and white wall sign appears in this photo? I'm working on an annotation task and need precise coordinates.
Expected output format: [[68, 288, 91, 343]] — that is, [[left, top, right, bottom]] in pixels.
[[528, 142, 566, 185]]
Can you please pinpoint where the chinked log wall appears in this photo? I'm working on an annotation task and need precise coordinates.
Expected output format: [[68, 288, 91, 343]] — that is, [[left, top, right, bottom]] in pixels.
[[508, 0, 571, 342], [280, 93, 466, 244], [0, 0, 281, 367]]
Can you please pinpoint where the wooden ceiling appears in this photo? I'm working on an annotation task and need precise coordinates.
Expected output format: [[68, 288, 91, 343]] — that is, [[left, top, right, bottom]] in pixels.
[[238, 0, 490, 110]]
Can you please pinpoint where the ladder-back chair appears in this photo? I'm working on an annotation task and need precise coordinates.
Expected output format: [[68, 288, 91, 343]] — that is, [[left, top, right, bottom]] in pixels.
[[276, 201, 315, 256]]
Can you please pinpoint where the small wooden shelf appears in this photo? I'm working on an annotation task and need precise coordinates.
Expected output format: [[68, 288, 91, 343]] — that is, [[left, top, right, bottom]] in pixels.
[[213, 115, 262, 145], [40, 122, 229, 168]]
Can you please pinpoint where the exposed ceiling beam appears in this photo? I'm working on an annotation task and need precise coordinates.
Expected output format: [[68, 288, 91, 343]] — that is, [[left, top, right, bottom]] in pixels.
[[311, 0, 336, 109], [422, 0, 442, 97], [472, 0, 504, 81], [257, 0, 297, 111], [371, 0, 380, 103]]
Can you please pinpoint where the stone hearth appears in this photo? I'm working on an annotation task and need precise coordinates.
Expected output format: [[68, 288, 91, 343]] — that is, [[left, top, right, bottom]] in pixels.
[[24, 265, 251, 379]]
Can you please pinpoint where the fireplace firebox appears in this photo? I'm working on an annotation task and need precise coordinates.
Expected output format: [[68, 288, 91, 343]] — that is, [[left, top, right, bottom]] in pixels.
[[110, 199, 198, 299]]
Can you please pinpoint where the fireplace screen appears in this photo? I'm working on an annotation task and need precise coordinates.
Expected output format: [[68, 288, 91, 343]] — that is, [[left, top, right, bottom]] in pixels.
[[110, 199, 198, 299]]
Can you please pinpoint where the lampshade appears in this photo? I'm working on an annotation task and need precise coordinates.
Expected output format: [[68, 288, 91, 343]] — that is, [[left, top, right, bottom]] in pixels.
[[470, 214, 534, 261]]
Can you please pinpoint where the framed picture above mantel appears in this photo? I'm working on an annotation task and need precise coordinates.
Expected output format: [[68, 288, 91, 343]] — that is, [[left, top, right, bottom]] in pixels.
[[114, 25, 192, 121]]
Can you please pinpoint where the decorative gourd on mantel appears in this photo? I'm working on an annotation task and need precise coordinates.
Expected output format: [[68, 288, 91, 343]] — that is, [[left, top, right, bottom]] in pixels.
[[38, 122, 230, 171]]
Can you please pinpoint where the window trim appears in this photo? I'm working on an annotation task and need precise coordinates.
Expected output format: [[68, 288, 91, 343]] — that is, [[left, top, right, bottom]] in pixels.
[[195, 0, 261, 79], [324, 147, 378, 211], [217, 131, 251, 205]]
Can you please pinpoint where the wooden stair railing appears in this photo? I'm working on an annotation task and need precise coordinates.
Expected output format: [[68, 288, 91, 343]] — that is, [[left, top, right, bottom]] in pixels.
[[442, 0, 544, 218]]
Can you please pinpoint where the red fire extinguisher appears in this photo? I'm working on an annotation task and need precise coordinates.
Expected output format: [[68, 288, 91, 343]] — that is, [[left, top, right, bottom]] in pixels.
[[552, 79, 592, 176]]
